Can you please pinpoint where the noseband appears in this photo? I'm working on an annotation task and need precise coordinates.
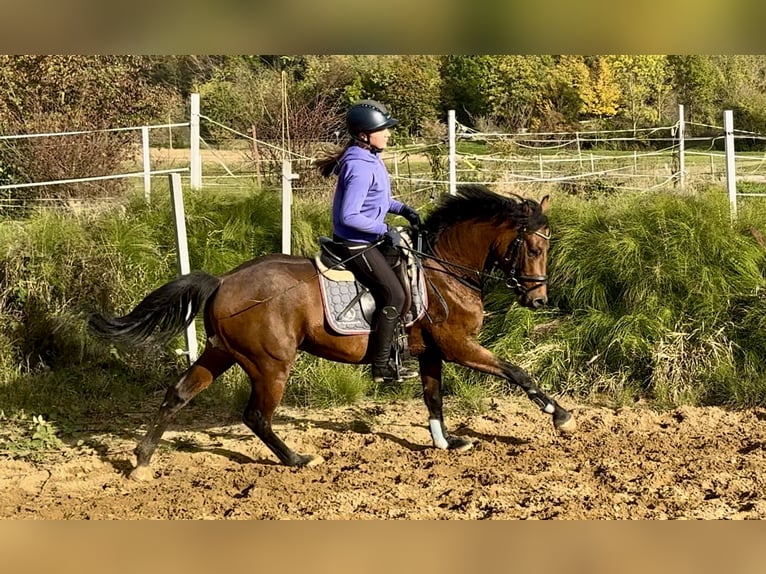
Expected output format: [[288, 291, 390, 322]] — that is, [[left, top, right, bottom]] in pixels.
[[500, 228, 550, 295]]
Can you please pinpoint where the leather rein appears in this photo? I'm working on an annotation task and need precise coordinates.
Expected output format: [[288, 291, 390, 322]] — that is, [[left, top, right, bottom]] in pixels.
[[407, 226, 550, 297]]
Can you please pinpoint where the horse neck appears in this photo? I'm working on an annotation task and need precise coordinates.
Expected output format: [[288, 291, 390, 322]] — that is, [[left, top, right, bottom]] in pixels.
[[432, 220, 502, 273]]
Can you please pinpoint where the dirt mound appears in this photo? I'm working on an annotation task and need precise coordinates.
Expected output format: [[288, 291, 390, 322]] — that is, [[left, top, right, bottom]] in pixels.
[[2, 397, 766, 519]]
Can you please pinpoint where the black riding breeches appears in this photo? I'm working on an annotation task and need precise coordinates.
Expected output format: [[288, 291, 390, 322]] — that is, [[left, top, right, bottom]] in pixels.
[[334, 239, 406, 315]]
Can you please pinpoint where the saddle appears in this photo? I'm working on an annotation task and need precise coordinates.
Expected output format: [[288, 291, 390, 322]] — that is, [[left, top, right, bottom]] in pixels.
[[314, 230, 428, 336]]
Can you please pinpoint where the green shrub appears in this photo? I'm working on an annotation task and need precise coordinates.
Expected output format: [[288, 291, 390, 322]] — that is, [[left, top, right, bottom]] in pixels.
[[285, 355, 370, 408]]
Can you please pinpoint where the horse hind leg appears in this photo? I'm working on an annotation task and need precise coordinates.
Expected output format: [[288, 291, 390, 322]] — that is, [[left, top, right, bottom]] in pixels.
[[129, 346, 235, 481], [238, 356, 324, 467]]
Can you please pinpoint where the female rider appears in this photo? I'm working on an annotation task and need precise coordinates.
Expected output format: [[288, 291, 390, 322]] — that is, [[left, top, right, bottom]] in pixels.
[[316, 100, 420, 383]]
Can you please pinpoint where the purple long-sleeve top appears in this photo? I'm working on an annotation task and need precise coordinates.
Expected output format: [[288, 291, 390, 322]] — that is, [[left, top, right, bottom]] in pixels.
[[331, 144, 405, 243]]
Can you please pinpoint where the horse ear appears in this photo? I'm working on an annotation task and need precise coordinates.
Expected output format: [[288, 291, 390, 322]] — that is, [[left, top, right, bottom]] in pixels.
[[540, 195, 550, 214]]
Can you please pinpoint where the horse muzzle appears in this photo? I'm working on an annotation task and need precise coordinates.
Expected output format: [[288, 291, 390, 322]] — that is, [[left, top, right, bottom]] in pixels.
[[510, 274, 548, 308], [528, 294, 548, 309]]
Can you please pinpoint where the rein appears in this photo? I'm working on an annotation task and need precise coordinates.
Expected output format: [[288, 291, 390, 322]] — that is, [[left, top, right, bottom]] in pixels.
[[403, 227, 550, 297], [412, 234, 484, 291], [226, 225, 548, 320]]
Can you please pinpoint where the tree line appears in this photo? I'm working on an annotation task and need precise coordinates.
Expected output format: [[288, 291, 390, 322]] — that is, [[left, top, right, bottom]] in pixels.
[[3, 55, 766, 136]]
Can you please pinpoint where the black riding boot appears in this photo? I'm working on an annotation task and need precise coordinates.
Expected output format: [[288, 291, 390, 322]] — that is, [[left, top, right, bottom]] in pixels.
[[371, 305, 400, 383]]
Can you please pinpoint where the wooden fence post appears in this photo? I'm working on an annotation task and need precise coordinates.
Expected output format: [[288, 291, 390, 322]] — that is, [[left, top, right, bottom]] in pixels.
[[448, 110, 456, 195], [282, 160, 298, 254], [142, 126, 151, 203], [190, 93, 202, 190], [251, 125, 262, 188], [168, 172, 198, 364], [678, 104, 686, 189], [724, 110, 737, 220]]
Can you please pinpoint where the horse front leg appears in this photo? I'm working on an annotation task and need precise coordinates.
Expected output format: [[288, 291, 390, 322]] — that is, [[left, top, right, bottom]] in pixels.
[[418, 347, 473, 451], [445, 340, 576, 434], [499, 358, 576, 433]]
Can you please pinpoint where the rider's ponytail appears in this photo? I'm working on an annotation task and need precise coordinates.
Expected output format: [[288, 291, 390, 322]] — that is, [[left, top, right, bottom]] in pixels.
[[315, 139, 354, 178]]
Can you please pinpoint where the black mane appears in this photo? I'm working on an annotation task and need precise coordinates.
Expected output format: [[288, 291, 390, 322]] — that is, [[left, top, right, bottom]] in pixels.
[[422, 184, 547, 237]]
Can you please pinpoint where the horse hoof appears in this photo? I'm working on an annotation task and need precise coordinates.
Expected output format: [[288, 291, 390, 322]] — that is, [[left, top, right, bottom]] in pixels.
[[305, 454, 325, 467], [554, 411, 577, 434], [129, 465, 154, 482], [447, 435, 474, 452]]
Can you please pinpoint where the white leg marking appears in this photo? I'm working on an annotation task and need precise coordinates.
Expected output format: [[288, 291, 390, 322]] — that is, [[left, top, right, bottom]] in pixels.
[[429, 419, 449, 449]]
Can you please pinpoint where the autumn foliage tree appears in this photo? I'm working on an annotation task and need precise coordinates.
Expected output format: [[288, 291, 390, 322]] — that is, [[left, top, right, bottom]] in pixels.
[[0, 55, 177, 205], [344, 55, 443, 136]]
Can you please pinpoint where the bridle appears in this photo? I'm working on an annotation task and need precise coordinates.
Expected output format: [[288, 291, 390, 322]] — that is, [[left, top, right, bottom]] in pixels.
[[407, 225, 550, 297], [498, 227, 551, 296]]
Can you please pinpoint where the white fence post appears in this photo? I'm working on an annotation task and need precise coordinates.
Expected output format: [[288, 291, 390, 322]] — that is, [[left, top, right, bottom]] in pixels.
[[190, 93, 202, 191], [168, 172, 198, 364], [448, 110, 456, 195], [678, 104, 686, 190], [724, 110, 737, 220], [392, 150, 399, 194], [282, 160, 298, 255], [142, 126, 151, 203]]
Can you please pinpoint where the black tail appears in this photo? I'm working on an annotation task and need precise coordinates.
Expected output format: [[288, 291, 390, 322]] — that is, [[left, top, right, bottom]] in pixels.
[[88, 271, 221, 345]]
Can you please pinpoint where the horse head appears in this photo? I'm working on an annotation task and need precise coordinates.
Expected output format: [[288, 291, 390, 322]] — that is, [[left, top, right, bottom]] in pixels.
[[420, 185, 552, 308], [494, 195, 551, 309]]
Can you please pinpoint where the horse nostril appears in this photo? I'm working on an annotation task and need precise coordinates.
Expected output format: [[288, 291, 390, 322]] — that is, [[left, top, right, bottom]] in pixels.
[[532, 297, 547, 309]]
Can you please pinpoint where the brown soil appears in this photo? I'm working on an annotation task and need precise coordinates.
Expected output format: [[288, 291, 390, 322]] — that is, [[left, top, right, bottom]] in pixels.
[[2, 396, 766, 520]]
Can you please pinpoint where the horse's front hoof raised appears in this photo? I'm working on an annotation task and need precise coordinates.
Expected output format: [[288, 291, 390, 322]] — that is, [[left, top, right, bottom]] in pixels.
[[129, 465, 154, 482], [553, 410, 577, 434]]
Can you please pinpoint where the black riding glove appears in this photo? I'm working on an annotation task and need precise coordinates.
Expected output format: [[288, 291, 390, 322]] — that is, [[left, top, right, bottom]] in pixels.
[[399, 205, 422, 229], [383, 226, 403, 248]]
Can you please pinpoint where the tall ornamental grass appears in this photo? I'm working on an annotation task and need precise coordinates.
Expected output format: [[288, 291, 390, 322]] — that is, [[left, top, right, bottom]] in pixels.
[[0, 182, 286, 418], [480, 188, 766, 408]]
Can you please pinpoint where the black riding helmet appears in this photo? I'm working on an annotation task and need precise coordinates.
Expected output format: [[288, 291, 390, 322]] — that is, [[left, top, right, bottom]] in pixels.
[[346, 99, 398, 136]]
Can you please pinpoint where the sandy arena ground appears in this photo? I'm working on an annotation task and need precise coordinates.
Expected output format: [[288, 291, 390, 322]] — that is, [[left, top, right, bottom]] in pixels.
[[3, 394, 766, 520]]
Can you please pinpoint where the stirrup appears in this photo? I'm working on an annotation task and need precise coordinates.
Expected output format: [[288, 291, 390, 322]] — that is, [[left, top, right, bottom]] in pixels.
[[372, 361, 419, 383], [397, 364, 419, 380], [372, 362, 399, 384]]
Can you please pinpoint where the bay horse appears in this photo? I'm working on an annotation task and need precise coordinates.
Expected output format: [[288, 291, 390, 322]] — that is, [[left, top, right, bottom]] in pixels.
[[89, 183, 575, 481]]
